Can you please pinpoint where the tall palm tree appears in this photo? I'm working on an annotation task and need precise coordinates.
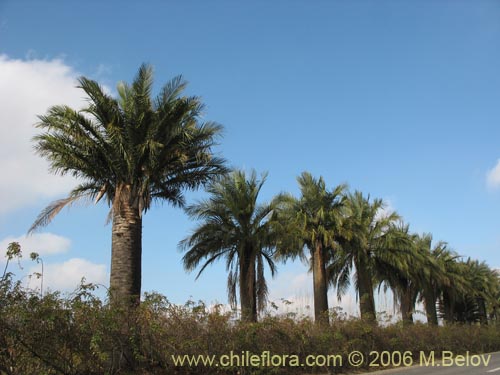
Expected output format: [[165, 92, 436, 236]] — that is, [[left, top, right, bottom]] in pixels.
[[412, 234, 452, 325], [180, 170, 278, 322], [275, 172, 347, 325], [328, 191, 406, 322], [464, 260, 491, 324], [376, 229, 449, 325], [29, 64, 226, 305], [375, 225, 420, 324], [434, 250, 469, 324]]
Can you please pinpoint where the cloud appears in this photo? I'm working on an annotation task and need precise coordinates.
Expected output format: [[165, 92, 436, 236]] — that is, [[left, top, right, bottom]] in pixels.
[[0, 55, 86, 215], [28, 258, 107, 292], [0, 232, 71, 261], [486, 159, 500, 189]]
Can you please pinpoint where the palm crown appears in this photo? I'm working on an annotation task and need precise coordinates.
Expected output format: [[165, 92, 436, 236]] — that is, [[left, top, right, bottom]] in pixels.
[[31, 65, 225, 228]]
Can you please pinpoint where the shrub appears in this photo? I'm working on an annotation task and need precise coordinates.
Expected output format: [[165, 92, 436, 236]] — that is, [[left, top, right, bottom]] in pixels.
[[1, 246, 499, 374]]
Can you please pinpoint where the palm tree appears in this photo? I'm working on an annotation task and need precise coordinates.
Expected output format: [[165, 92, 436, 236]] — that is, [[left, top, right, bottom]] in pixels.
[[411, 234, 452, 325], [328, 191, 406, 322], [377, 228, 451, 325], [443, 259, 498, 324], [29, 64, 226, 305], [433, 250, 469, 324], [180, 170, 278, 322], [464, 260, 492, 324], [375, 225, 421, 325], [275, 172, 347, 325]]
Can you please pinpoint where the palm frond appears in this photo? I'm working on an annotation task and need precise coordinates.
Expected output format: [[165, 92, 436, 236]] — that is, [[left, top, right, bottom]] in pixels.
[[31, 63, 226, 234], [179, 169, 280, 318], [28, 183, 98, 233]]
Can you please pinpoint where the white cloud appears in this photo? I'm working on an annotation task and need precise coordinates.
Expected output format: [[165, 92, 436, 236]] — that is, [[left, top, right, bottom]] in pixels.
[[0, 232, 71, 261], [486, 159, 500, 189], [0, 55, 86, 215], [28, 258, 107, 292]]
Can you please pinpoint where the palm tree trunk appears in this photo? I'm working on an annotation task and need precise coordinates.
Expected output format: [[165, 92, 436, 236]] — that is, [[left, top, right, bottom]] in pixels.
[[400, 286, 414, 324], [312, 242, 329, 325], [356, 256, 376, 322], [423, 288, 438, 325], [110, 185, 142, 306], [442, 293, 455, 324], [239, 251, 257, 322], [108, 185, 143, 370]]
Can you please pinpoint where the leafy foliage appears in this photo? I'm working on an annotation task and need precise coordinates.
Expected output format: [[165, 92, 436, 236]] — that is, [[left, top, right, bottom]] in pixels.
[[31, 64, 226, 231], [29, 64, 227, 304], [1, 274, 499, 375], [274, 172, 347, 324], [180, 170, 278, 322], [327, 192, 409, 321]]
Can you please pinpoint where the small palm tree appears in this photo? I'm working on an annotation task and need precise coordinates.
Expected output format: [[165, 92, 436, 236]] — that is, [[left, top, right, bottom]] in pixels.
[[30, 64, 226, 305], [180, 170, 278, 322], [275, 172, 347, 325]]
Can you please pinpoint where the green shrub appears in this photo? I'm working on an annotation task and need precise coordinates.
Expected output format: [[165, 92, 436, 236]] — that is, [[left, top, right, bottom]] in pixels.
[[1, 272, 499, 374]]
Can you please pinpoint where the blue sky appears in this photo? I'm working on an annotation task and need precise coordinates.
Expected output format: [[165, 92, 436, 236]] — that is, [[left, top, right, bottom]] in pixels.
[[1, 1, 499, 315]]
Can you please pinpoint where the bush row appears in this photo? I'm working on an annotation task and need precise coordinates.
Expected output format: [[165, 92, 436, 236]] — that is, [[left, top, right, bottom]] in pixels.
[[1, 280, 499, 375]]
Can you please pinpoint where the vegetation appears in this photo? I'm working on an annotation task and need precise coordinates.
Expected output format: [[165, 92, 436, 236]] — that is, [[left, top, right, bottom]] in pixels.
[[327, 192, 410, 322], [28, 64, 226, 305], [440, 257, 499, 324], [274, 172, 348, 325], [181, 170, 279, 322], [24, 64, 499, 327], [1, 252, 499, 375], [406, 233, 445, 325], [2, 63, 498, 373]]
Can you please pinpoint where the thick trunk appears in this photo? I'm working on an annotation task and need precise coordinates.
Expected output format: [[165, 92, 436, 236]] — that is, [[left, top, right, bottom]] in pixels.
[[108, 185, 143, 370], [442, 293, 454, 324], [356, 256, 376, 322], [423, 288, 438, 325], [110, 185, 142, 306], [312, 242, 329, 325], [239, 250, 257, 322], [400, 285, 414, 324]]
